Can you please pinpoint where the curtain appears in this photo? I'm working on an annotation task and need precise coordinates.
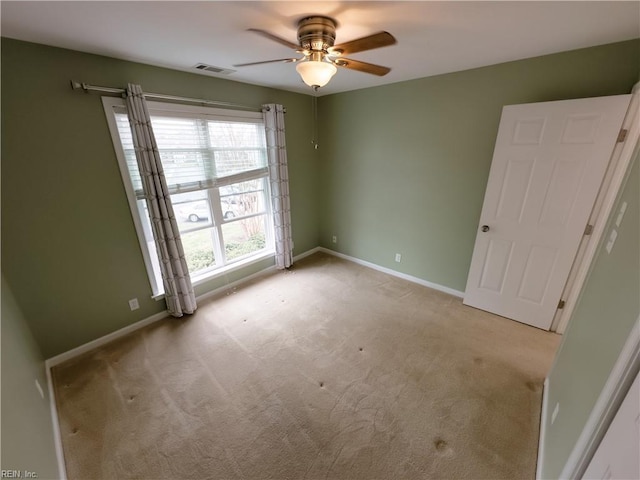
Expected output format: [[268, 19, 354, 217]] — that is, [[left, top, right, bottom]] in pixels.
[[263, 104, 294, 269], [125, 84, 197, 316]]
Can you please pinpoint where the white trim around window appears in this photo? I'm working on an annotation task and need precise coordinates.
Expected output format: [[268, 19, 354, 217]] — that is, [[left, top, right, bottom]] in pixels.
[[102, 97, 275, 297]]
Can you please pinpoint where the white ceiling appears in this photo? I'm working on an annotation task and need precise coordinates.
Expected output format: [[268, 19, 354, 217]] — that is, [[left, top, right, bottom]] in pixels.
[[1, 1, 639, 96]]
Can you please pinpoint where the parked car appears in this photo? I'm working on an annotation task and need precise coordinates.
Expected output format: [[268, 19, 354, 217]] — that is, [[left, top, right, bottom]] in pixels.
[[177, 199, 240, 222], [178, 201, 209, 222], [221, 198, 242, 219]]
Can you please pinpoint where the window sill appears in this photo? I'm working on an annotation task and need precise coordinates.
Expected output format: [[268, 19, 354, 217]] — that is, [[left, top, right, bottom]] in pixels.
[[151, 249, 275, 301]]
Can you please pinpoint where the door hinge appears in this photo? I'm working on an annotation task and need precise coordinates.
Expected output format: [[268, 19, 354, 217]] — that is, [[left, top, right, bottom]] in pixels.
[[584, 224, 594, 236], [617, 129, 628, 143], [558, 299, 566, 309]]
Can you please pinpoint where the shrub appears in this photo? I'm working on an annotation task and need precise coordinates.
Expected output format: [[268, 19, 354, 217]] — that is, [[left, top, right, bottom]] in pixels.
[[186, 249, 215, 272], [225, 233, 266, 260]]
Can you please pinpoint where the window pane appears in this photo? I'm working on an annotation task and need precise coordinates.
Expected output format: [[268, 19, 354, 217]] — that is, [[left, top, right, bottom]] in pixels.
[[181, 228, 217, 274], [171, 191, 212, 230], [219, 178, 267, 220], [115, 113, 143, 193], [152, 116, 215, 192], [209, 122, 267, 177], [138, 200, 162, 293], [108, 100, 275, 294], [159, 149, 214, 192], [222, 215, 268, 262], [152, 116, 205, 149]]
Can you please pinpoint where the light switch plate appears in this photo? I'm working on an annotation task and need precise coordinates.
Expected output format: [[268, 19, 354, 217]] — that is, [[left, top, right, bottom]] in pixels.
[[551, 402, 560, 424], [615, 201, 628, 227], [605, 229, 618, 254]]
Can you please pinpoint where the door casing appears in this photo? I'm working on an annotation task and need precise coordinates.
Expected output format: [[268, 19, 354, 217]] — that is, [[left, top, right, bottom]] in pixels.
[[552, 84, 640, 333]]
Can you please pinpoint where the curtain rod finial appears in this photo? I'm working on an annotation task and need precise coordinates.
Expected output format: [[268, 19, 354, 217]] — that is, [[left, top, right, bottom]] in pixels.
[[70, 80, 89, 92]]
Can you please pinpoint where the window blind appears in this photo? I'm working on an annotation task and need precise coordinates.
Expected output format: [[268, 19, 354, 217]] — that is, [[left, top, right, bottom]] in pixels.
[[115, 113, 268, 198]]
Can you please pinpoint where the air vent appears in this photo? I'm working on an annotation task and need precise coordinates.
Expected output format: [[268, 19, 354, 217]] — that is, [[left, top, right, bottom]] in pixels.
[[193, 63, 235, 75]]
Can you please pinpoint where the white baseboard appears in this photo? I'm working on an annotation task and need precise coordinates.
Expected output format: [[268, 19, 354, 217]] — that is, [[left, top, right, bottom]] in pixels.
[[536, 377, 550, 480], [43, 244, 459, 478], [46, 246, 459, 369], [196, 265, 276, 303], [294, 246, 322, 261], [195, 247, 323, 303], [45, 362, 68, 480], [43, 247, 321, 479], [46, 248, 322, 368], [318, 247, 465, 298], [45, 309, 170, 368]]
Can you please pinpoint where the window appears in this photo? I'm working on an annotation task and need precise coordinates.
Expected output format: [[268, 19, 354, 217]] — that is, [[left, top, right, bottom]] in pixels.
[[103, 98, 274, 296]]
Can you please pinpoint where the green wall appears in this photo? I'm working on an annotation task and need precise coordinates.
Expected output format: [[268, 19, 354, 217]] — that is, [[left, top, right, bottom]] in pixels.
[[2, 34, 639, 480], [3, 39, 637, 358], [1, 38, 320, 357], [318, 40, 640, 292], [540, 147, 640, 478], [1, 276, 59, 479]]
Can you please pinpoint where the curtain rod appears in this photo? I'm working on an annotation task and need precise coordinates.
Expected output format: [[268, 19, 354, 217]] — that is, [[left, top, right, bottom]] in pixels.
[[70, 80, 261, 112]]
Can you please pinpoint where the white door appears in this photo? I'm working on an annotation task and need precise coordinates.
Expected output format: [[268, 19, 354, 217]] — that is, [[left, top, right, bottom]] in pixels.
[[463, 95, 630, 330], [582, 371, 640, 480]]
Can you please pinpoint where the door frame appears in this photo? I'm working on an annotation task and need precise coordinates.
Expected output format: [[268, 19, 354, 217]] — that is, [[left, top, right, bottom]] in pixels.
[[557, 317, 640, 479], [552, 82, 640, 334]]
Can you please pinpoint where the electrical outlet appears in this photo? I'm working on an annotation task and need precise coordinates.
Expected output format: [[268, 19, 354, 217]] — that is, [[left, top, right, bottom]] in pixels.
[[332, 235, 337, 243], [35, 379, 44, 399], [129, 298, 140, 311], [551, 402, 560, 425], [395, 253, 402, 263]]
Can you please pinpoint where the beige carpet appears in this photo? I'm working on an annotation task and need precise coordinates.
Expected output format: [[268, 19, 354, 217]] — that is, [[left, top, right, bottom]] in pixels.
[[52, 252, 560, 479]]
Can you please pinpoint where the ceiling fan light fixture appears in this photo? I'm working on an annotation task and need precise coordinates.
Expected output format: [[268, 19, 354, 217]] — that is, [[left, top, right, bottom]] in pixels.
[[296, 60, 337, 88]]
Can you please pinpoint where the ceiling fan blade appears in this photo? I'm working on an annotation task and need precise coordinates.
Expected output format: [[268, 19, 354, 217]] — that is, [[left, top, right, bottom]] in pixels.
[[332, 57, 391, 76], [234, 58, 300, 67], [329, 31, 396, 56], [247, 28, 300, 50]]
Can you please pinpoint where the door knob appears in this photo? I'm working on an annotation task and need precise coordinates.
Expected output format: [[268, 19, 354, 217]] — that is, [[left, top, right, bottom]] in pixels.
[[481, 225, 490, 232]]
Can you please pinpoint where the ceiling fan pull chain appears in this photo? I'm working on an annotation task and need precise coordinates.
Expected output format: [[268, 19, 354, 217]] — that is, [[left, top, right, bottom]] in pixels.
[[312, 89, 319, 149]]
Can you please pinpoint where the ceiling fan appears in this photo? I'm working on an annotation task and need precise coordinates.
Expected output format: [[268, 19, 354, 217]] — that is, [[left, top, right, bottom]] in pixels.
[[234, 16, 397, 89]]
